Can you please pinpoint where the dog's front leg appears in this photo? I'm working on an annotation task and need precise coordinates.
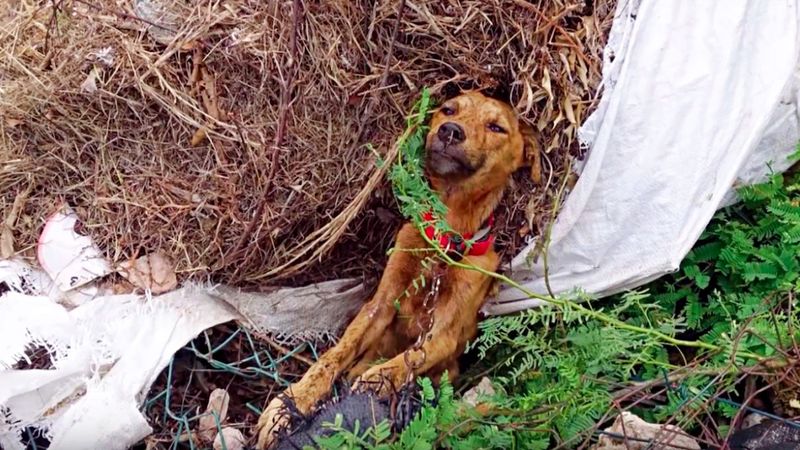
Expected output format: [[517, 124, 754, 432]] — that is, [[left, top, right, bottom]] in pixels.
[[352, 327, 458, 394], [256, 225, 422, 449], [352, 258, 496, 394]]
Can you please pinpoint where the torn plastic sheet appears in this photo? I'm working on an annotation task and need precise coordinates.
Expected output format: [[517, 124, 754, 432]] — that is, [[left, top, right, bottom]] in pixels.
[[486, 0, 800, 314], [211, 279, 366, 344], [0, 258, 102, 308], [0, 275, 238, 450], [0, 258, 54, 297]]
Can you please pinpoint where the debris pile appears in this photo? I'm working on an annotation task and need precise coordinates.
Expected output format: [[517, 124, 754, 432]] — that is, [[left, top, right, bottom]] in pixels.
[[0, 0, 617, 448], [0, 0, 615, 287]]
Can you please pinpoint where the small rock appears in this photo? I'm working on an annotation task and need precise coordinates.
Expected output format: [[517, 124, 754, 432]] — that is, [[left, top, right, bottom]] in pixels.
[[276, 387, 421, 450], [133, 0, 200, 49], [463, 377, 495, 407], [593, 412, 700, 450], [728, 420, 800, 450], [743, 413, 768, 429], [133, 0, 180, 45]]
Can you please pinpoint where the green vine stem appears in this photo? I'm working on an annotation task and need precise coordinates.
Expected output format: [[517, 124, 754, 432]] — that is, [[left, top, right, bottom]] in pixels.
[[417, 229, 770, 360]]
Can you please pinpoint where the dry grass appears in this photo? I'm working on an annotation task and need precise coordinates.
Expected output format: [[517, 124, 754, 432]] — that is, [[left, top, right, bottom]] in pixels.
[[0, 0, 615, 287]]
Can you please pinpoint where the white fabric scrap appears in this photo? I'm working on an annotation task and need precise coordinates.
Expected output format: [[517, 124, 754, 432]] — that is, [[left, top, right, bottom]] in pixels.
[[487, 0, 800, 314], [0, 258, 105, 309], [0, 258, 56, 298]]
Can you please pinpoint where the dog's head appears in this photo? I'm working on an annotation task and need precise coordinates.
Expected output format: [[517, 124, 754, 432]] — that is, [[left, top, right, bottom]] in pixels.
[[425, 91, 540, 189]]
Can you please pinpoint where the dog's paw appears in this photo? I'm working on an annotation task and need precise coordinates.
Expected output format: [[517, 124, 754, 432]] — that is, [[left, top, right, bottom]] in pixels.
[[255, 395, 292, 450]]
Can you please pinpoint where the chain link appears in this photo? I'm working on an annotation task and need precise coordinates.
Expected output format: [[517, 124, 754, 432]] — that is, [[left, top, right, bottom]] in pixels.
[[403, 263, 445, 385]]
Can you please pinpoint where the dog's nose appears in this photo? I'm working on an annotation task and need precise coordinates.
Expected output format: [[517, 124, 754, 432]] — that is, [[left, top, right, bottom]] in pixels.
[[437, 122, 465, 143]]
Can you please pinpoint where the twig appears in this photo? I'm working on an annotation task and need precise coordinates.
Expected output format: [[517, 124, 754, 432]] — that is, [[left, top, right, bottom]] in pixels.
[[610, 365, 719, 403], [248, 0, 408, 279], [218, 0, 304, 275], [73, 0, 178, 32], [248, 118, 412, 281], [511, 0, 595, 72], [41, 0, 65, 69], [416, 223, 769, 360], [352, 0, 407, 145], [541, 157, 572, 298]]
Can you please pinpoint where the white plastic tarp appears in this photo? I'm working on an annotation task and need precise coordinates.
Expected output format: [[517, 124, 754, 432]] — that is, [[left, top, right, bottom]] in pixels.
[[487, 0, 800, 314]]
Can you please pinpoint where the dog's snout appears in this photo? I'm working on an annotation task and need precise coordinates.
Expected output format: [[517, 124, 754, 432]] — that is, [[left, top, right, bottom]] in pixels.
[[437, 122, 465, 143]]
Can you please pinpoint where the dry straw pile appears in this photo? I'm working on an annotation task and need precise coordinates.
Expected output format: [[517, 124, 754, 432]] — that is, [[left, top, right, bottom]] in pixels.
[[1, 0, 614, 287]]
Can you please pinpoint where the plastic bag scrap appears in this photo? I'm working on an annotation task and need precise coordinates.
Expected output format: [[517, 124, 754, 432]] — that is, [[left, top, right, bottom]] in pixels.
[[37, 207, 112, 293], [487, 0, 800, 314]]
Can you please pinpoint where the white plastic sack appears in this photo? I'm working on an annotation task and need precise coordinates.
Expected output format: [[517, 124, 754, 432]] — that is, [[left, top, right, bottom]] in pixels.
[[487, 0, 800, 314], [210, 279, 366, 343], [0, 282, 238, 450]]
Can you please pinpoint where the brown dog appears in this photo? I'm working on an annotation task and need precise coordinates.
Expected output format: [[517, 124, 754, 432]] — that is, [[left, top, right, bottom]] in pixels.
[[255, 91, 540, 449]]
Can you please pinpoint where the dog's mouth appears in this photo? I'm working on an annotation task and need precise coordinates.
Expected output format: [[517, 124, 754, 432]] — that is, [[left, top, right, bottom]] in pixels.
[[424, 138, 481, 179]]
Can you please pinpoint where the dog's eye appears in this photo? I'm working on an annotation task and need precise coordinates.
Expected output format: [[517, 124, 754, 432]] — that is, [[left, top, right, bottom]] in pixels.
[[441, 106, 456, 116], [487, 123, 506, 133]]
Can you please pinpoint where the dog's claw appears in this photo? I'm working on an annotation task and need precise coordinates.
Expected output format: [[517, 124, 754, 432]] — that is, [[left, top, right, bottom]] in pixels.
[[256, 396, 291, 450]]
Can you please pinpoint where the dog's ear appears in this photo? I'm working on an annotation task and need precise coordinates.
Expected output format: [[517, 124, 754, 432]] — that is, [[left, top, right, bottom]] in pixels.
[[519, 119, 543, 184]]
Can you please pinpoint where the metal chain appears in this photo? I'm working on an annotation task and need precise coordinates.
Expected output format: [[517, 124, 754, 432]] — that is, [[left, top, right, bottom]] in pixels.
[[403, 262, 445, 386]]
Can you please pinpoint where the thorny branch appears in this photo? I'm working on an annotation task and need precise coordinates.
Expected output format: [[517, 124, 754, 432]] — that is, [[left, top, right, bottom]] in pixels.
[[221, 0, 304, 276], [254, 0, 409, 279]]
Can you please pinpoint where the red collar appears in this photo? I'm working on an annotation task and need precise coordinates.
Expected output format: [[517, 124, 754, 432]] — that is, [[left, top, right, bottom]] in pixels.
[[422, 211, 496, 260]]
